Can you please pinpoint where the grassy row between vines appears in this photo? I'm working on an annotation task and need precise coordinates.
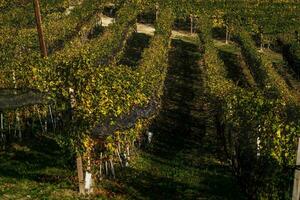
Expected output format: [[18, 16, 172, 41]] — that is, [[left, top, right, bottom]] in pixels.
[[235, 30, 297, 102]]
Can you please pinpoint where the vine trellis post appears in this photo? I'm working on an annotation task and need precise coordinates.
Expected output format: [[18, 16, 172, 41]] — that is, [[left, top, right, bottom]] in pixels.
[[293, 138, 300, 200], [76, 155, 85, 194], [33, 0, 48, 57], [190, 14, 194, 34]]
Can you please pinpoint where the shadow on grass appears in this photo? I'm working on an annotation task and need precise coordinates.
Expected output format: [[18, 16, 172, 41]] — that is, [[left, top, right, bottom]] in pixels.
[[0, 136, 75, 186], [218, 49, 250, 88], [118, 32, 151, 68], [105, 160, 243, 200], [148, 39, 205, 159]]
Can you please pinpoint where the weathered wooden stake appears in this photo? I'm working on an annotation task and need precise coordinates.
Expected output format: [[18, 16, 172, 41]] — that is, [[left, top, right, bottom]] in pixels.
[[105, 161, 108, 176], [16, 114, 21, 140], [116, 148, 123, 167], [225, 26, 229, 44], [293, 138, 300, 200], [155, 3, 159, 20], [35, 106, 44, 133], [98, 13, 103, 26], [76, 155, 85, 194], [1, 113, 3, 130], [99, 152, 103, 179], [33, 0, 47, 57], [109, 159, 115, 179], [259, 33, 264, 52], [126, 146, 130, 160], [48, 105, 55, 130], [118, 142, 121, 152]]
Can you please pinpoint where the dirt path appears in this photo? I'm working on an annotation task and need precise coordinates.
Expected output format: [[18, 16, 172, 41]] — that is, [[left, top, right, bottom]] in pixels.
[[101, 15, 197, 39]]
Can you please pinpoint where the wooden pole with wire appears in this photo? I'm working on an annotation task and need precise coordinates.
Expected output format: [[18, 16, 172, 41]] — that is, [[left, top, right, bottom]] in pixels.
[[33, 0, 47, 57]]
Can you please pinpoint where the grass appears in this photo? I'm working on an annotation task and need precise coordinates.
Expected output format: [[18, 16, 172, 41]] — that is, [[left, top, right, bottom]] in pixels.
[[260, 49, 284, 64], [101, 144, 243, 200], [213, 39, 240, 54], [213, 39, 256, 88], [173, 34, 199, 45], [0, 137, 92, 200]]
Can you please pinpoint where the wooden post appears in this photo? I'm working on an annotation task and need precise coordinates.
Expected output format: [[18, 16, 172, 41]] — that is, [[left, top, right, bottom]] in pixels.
[[1, 113, 3, 130], [76, 155, 85, 194], [109, 159, 115, 179], [155, 4, 159, 20], [293, 138, 300, 200], [33, 0, 47, 57], [225, 25, 229, 44], [259, 33, 264, 52], [105, 160, 108, 176], [48, 105, 55, 130], [116, 148, 123, 167], [12, 71, 21, 140], [99, 152, 103, 179]]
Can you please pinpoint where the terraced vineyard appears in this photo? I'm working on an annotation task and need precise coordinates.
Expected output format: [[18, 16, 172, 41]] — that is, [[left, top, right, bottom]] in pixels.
[[1, 0, 300, 199]]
